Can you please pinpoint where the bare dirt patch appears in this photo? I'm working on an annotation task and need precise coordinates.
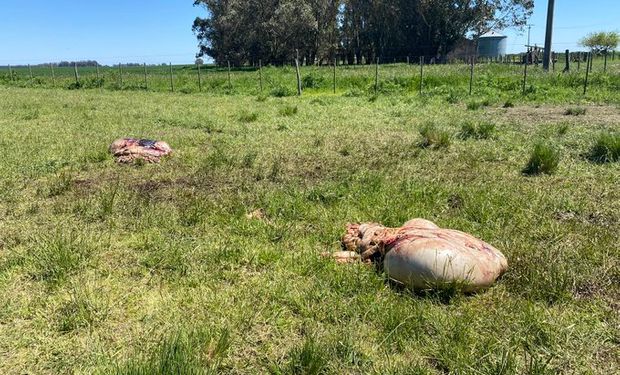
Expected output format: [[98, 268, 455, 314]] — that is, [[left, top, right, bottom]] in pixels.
[[492, 104, 620, 125]]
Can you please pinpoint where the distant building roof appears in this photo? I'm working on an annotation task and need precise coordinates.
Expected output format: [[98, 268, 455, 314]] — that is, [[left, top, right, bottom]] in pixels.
[[480, 31, 506, 39]]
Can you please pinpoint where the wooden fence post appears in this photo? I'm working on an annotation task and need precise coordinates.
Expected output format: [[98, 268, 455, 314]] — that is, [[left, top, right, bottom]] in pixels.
[[604, 52, 608, 73], [469, 56, 475, 95], [522, 53, 528, 96], [169, 62, 174, 92], [143, 63, 148, 90], [258, 59, 263, 93], [74, 63, 79, 85], [419, 56, 424, 95], [374, 57, 379, 95], [563, 49, 570, 72], [50, 64, 56, 86], [8, 65, 13, 82], [196, 63, 202, 92], [583, 53, 591, 95], [295, 49, 302, 96], [95, 61, 100, 80], [28, 64, 33, 80]]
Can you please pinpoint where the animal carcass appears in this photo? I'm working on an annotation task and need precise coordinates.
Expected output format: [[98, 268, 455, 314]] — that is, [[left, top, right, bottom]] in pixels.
[[341, 219, 508, 292], [109, 138, 172, 164]]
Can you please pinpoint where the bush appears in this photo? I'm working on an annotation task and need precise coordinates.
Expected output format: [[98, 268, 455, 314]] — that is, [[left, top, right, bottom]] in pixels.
[[419, 123, 451, 149], [458, 121, 495, 140], [503, 100, 515, 108], [301, 73, 324, 89], [564, 107, 586, 116], [587, 133, 620, 163], [522, 142, 560, 175]]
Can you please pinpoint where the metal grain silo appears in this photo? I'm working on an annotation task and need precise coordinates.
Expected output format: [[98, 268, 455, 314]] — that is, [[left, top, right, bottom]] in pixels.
[[478, 31, 507, 58]]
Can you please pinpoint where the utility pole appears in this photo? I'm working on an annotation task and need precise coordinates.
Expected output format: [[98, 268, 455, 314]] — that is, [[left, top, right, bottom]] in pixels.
[[543, 0, 555, 71]]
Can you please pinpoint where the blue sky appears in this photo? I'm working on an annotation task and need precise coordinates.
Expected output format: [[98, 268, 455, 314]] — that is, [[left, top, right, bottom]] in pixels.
[[0, 1, 618, 65]]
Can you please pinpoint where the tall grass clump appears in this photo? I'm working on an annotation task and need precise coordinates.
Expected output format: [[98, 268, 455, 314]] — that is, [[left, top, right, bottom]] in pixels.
[[238, 111, 259, 123], [279, 105, 298, 117], [522, 142, 560, 175], [27, 231, 93, 284], [113, 329, 230, 375], [282, 337, 329, 375], [587, 132, 620, 163], [418, 123, 451, 149], [458, 121, 495, 140], [564, 107, 586, 116]]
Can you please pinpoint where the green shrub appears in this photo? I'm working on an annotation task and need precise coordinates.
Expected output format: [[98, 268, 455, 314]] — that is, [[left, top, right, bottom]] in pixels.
[[301, 73, 324, 89], [419, 123, 451, 149], [587, 133, 620, 163], [522, 142, 560, 175], [564, 107, 586, 116]]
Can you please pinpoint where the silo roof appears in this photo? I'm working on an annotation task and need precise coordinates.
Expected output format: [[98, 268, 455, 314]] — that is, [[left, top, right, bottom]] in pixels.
[[480, 31, 507, 39]]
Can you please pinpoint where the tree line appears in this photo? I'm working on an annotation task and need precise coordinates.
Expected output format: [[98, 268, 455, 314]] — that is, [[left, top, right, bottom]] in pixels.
[[193, 0, 533, 66]]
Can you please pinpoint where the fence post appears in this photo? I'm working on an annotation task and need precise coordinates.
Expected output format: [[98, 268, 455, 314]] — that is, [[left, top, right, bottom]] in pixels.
[[28, 64, 33, 80], [333, 57, 336, 94], [563, 49, 570, 72], [143, 63, 148, 90], [258, 59, 263, 93], [8, 65, 13, 82], [522, 53, 528, 96], [604, 52, 608, 73], [50, 64, 56, 86], [227, 61, 232, 91], [577, 54, 580, 71], [169, 62, 174, 92], [374, 57, 379, 95], [95, 61, 100, 80], [419, 56, 424, 95], [295, 49, 302, 96], [74, 63, 79, 86], [583, 53, 591, 95], [407, 56, 410, 65], [196, 63, 202, 92], [118, 63, 123, 88], [469, 56, 474, 95]]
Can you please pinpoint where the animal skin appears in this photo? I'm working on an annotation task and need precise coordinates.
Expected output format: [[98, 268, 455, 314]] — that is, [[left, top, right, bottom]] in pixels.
[[340, 219, 508, 292], [109, 138, 172, 163]]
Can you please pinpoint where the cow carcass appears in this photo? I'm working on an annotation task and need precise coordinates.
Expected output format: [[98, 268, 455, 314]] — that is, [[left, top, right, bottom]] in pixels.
[[109, 138, 172, 164], [340, 219, 508, 292]]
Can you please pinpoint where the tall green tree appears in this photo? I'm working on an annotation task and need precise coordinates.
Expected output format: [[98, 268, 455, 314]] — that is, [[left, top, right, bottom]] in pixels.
[[193, 0, 533, 65]]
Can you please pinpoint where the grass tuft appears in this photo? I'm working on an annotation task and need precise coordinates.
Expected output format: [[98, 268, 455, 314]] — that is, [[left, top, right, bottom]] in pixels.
[[564, 107, 586, 116], [587, 132, 620, 163], [458, 121, 495, 140], [279, 105, 298, 117], [418, 123, 452, 149], [522, 142, 560, 175], [27, 231, 93, 284], [238, 111, 259, 123]]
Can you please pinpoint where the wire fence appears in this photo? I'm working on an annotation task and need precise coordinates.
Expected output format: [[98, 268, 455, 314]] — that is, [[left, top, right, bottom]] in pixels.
[[0, 51, 618, 98]]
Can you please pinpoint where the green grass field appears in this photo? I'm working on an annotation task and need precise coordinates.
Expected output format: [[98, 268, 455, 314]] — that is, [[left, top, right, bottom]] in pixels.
[[0, 62, 619, 374], [1, 58, 619, 103]]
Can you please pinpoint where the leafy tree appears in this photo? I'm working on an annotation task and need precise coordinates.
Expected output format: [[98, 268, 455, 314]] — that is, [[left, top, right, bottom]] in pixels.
[[580, 31, 619, 55], [193, 0, 533, 65]]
